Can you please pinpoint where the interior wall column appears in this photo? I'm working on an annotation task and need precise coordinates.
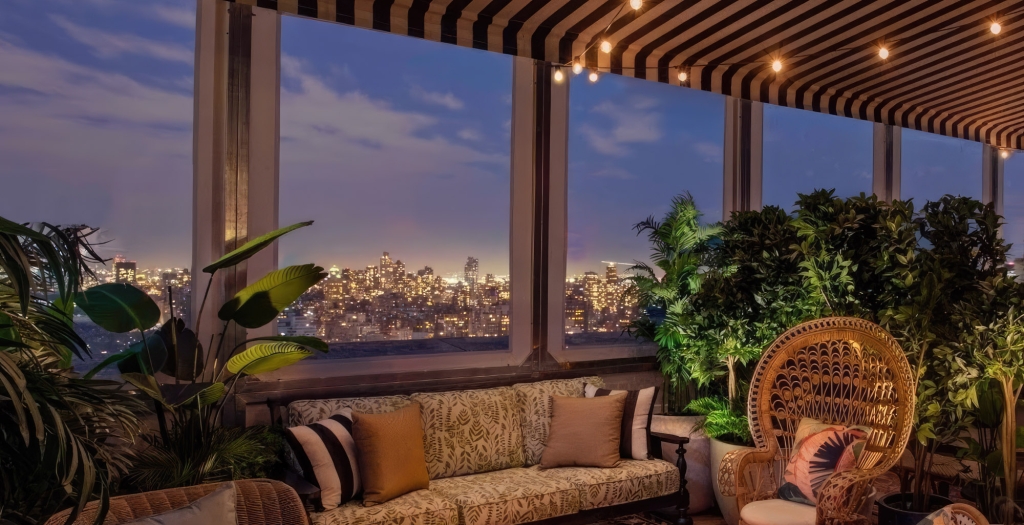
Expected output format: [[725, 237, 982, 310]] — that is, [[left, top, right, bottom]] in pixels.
[[545, 65, 569, 367], [982, 144, 1005, 225], [192, 1, 280, 391], [872, 123, 902, 201], [723, 97, 763, 219]]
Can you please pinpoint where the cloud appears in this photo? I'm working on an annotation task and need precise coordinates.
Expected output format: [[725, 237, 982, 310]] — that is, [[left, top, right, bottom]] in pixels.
[[0, 37, 193, 264], [580, 100, 662, 156], [410, 85, 464, 110], [150, 5, 196, 29], [693, 141, 723, 163], [590, 167, 635, 180], [458, 128, 483, 141], [51, 16, 193, 64], [280, 58, 505, 182]]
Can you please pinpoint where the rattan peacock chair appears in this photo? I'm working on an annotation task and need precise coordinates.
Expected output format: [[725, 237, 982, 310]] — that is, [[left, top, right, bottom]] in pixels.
[[718, 317, 916, 525]]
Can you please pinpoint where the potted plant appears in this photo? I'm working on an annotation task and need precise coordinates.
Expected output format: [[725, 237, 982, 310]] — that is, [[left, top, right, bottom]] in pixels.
[[80, 221, 328, 490], [0, 218, 145, 524]]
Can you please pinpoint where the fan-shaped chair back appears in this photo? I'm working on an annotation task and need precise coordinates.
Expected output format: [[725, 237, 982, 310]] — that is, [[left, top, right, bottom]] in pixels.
[[748, 317, 915, 473]]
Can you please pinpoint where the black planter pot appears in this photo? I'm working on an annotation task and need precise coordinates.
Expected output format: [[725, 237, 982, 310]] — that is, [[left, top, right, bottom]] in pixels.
[[877, 492, 954, 525]]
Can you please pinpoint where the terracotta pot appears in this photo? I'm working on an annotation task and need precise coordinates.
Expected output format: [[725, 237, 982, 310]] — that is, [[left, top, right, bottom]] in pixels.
[[651, 415, 714, 514], [710, 437, 753, 525]]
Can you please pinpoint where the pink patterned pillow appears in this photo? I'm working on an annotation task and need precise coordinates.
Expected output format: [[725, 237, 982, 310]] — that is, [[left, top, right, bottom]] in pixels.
[[778, 419, 868, 505]]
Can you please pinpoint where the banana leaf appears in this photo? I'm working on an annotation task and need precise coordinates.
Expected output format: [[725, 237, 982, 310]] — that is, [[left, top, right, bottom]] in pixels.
[[226, 342, 313, 376], [202, 221, 313, 274], [241, 335, 328, 353], [218, 264, 326, 329], [76, 283, 161, 333]]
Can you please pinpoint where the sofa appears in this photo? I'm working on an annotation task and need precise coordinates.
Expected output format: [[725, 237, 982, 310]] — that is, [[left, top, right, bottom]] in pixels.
[[286, 376, 691, 525], [45, 479, 308, 525]]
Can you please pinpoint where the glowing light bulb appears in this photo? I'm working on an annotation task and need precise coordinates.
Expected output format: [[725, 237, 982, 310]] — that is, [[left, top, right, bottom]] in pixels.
[[771, 59, 782, 72], [553, 68, 564, 83], [677, 70, 687, 82], [879, 47, 889, 59], [588, 71, 599, 83], [1001, 149, 1011, 159], [991, 22, 1002, 35], [629, 0, 642, 10], [600, 40, 612, 53], [572, 61, 583, 75]]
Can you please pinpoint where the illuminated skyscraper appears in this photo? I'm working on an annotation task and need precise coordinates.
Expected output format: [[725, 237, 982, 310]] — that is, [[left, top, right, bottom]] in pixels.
[[464, 257, 479, 285], [114, 259, 137, 284]]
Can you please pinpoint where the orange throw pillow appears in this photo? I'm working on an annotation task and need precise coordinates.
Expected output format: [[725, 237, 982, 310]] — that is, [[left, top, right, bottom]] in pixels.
[[352, 402, 430, 505], [540, 394, 626, 468]]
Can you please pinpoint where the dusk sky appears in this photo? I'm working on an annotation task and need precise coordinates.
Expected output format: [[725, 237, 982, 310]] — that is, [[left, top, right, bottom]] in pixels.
[[1, 0, 1020, 274]]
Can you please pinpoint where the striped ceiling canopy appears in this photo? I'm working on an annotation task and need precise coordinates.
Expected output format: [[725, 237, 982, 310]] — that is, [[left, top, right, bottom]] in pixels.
[[231, 0, 1024, 149]]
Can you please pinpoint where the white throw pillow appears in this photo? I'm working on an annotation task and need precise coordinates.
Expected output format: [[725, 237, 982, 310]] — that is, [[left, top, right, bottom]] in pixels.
[[585, 383, 659, 460], [125, 482, 236, 525]]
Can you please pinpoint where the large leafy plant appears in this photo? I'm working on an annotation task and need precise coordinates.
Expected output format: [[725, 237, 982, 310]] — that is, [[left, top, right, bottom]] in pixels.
[[82, 221, 328, 491], [0, 218, 144, 525]]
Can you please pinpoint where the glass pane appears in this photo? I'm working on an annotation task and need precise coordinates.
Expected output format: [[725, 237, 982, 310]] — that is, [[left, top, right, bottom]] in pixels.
[[0, 2, 196, 378], [901, 129, 982, 204], [279, 18, 512, 358], [566, 74, 724, 347], [762, 105, 873, 210], [1006, 153, 1024, 277]]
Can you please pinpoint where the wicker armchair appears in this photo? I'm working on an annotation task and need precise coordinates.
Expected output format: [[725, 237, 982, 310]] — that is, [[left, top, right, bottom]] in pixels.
[[718, 317, 915, 525], [44, 479, 308, 525], [935, 504, 990, 525]]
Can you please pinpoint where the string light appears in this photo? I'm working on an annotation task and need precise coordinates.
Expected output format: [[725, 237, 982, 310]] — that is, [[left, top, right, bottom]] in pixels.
[[572, 60, 583, 75], [600, 40, 613, 53], [1001, 149, 1011, 159], [677, 69, 688, 82], [772, 59, 782, 72], [629, 0, 643, 10], [878, 47, 889, 59], [588, 71, 599, 83], [553, 68, 564, 83], [991, 21, 1002, 35]]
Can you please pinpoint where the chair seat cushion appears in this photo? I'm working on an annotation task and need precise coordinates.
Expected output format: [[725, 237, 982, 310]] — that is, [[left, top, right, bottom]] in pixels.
[[544, 459, 679, 510], [310, 489, 458, 525], [739, 499, 816, 525], [428, 468, 581, 525]]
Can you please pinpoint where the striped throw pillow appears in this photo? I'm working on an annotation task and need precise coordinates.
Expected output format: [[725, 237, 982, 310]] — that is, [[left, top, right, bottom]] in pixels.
[[284, 408, 361, 511], [585, 384, 658, 460]]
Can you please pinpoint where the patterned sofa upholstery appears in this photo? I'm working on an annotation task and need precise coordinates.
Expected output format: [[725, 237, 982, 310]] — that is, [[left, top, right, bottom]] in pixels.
[[287, 377, 688, 525]]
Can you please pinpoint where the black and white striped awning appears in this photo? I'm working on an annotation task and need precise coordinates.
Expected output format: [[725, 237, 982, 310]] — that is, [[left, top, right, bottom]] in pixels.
[[230, 0, 1024, 149]]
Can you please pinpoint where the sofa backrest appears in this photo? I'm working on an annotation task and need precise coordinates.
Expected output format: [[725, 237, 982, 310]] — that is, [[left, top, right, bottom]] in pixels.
[[288, 395, 411, 427], [512, 376, 604, 466], [411, 386, 524, 479]]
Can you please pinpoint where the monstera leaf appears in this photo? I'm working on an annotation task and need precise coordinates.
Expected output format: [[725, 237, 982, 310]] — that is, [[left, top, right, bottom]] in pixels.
[[202, 221, 313, 274], [156, 317, 204, 381], [76, 283, 160, 333], [226, 342, 313, 376], [218, 264, 327, 329]]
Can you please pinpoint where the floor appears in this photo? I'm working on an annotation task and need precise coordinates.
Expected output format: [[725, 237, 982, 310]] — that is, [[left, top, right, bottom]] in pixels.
[[598, 511, 726, 525]]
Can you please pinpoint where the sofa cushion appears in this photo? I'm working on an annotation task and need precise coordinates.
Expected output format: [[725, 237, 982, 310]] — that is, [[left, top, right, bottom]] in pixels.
[[428, 467, 580, 525], [411, 387, 525, 479], [512, 377, 604, 466], [544, 459, 679, 510], [739, 498, 816, 525], [310, 489, 458, 525], [289, 396, 411, 427]]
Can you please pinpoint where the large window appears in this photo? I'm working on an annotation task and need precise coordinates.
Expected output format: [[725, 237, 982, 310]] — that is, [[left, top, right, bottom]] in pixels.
[[279, 17, 512, 358], [1006, 152, 1024, 277], [762, 105, 873, 209], [565, 74, 724, 348], [0, 0, 195, 377], [902, 129, 982, 205]]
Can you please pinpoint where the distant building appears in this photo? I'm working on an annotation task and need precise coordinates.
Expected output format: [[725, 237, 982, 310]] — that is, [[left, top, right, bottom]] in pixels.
[[464, 257, 479, 286], [278, 309, 317, 338], [114, 260, 137, 284]]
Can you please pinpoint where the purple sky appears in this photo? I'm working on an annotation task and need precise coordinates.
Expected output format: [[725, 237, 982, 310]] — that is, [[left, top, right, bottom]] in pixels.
[[1, 0, 1018, 273]]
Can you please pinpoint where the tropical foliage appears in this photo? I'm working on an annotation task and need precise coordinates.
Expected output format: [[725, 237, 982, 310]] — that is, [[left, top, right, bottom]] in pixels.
[[83, 221, 327, 492], [0, 218, 144, 525]]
